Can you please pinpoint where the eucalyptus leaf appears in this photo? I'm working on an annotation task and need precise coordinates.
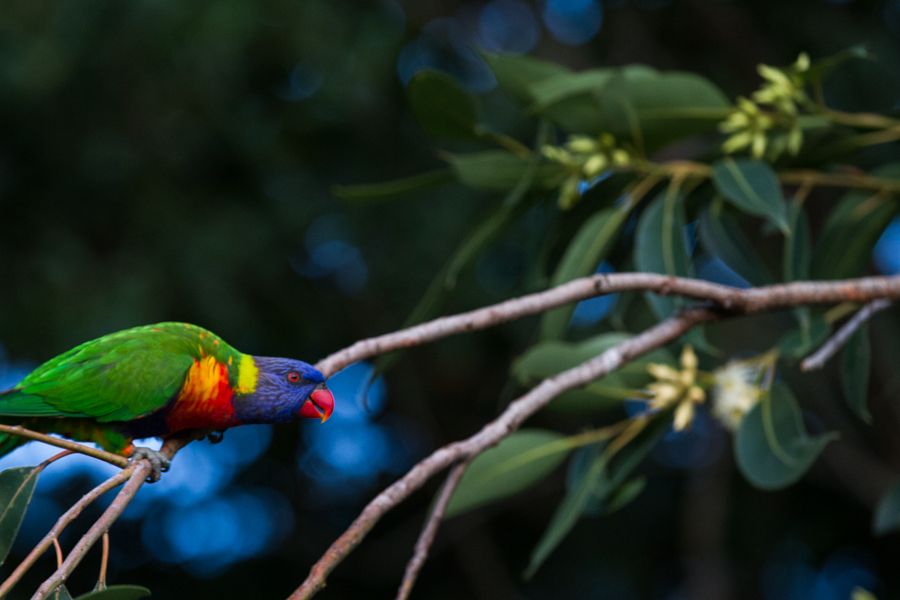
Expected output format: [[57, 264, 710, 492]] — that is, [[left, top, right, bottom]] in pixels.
[[74, 585, 152, 600], [525, 413, 669, 578], [811, 164, 900, 279], [735, 384, 835, 490], [513, 332, 673, 392], [445, 151, 566, 191], [407, 70, 480, 140], [446, 430, 569, 517], [539, 207, 630, 340], [777, 312, 830, 358], [0, 466, 42, 565], [711, 158, 789, 234], [634, 186, 692, 318], [331, 169, 454, 202], [482, 52, 571, 104], [873, 483, 900, 536], [841, 325, 872, 423], [784, 199, 811, 282], [531, 66, 728, 148], [698, 199, 773, 285]]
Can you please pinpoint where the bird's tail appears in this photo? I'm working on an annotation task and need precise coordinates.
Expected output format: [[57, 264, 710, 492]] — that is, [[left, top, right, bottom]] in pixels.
[[0, 387, 27, 458]]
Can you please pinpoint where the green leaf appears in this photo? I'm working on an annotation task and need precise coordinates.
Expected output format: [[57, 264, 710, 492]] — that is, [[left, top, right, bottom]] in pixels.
[[331, 169, 453, 202], [0, 466, 42, 565], [525, 413, 668, 578], [538, 207, 630, 340], [777, 312, 831, 358], [783, 199, 811, 282], [842, 325, 872, 423], [634, 186, 691, 318], [811, 165, 900, 279], [735, 384, 835, 490], [482, 52, 571, 104], [513, 333, 672, 414], [711, 158, 789, 234], [527, 69, 612, 111], [407, 70, 480, 140], [698, 199, 773, 285], [604, 477, 647, 514], [446, 430, 569, 517], [873, 483, 900, 535], [445, 151, 566, 191], [530, 66, 729, 149], [74, 585, 152, 600]]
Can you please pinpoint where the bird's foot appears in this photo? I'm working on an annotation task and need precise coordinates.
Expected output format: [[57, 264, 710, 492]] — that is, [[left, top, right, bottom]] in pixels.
[[206, 430, 225, 444], [129, 446, 171, 483]]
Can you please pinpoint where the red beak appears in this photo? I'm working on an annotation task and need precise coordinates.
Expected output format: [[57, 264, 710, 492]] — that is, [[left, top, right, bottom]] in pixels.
[[300, 386, 334, 423]]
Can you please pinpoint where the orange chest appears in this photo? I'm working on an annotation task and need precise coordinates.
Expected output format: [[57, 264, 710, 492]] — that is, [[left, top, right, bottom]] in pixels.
[[166, 356, 238, 432]]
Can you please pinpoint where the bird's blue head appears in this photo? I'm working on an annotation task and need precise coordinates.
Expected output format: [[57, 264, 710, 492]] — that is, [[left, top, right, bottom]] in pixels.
[[233, 356, 334, 424]]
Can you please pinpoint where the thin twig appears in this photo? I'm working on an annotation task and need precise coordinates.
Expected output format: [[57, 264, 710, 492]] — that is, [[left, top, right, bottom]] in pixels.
[[98, 532, 110, 591], [0, 470, 133, 598], [396, 460, 471, 600], [801, 299, 893, 371], [0, 425, 129, 468], [52, 539, 63, 569], [31, 436, 190, 600]]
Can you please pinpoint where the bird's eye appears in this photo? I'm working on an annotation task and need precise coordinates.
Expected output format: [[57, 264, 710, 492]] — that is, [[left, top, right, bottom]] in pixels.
[[287, 371, 302, 384]]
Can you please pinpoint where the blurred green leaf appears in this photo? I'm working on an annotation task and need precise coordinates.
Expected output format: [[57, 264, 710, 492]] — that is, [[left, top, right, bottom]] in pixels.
[[635, 186, 691, 318], [407, 70, 480, 140], [812, 164, 900, 279], [527, 69, 612, 111], [331, 169, 454, 202], [842, 325, 872, 423], [604, 476, 647, 514], [514, 333, 672, 414], [0, 466, 41, 565], [777, 312, 830, 358], [531, 66, 729, 149], [539, 207, 630, 340], [784, 199, 811, 282], [711, 159, 789, 234], [483, 52, 571, 104], [873, 483, 900, 535], [446, 430, 569, 517], [445, 151, 566, 191], [735, 383, 835, 490], [525, 413, 668, 578], [74, 586, 152, 600], [699, 199, 773, 285]]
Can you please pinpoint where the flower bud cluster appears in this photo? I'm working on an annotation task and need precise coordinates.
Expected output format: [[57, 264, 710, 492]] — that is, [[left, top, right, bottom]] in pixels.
[[720, 53, 810, 160]]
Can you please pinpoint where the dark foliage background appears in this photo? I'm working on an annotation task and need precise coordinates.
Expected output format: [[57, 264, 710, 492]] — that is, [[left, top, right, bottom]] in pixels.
[[2, 1, 900, 598]]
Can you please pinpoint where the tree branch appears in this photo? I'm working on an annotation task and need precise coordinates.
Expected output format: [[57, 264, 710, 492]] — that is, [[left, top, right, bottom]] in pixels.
[[292, 308, 716, 598], [0, 425, 129, 468], [31, 436, 191, 600], [396, 460, 471, 600], [315, 273, 900, 376], [801, 299, 893, 371], [0, 469, 133, 598], [294, 273, 900, 598]]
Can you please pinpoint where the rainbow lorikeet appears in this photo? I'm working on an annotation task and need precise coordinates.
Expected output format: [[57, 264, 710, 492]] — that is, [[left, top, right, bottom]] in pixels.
[[0, 322, 334, 477]]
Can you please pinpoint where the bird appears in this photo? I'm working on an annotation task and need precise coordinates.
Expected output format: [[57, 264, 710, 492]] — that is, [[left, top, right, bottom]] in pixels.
[[0, 322, 335, 479]]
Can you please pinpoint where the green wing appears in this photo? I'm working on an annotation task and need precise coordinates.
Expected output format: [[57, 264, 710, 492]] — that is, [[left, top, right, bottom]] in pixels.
[[0, 323, 228, 422]]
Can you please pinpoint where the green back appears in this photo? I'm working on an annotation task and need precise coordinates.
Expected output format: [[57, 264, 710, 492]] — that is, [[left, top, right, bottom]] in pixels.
[[0, 322, 242, 422]]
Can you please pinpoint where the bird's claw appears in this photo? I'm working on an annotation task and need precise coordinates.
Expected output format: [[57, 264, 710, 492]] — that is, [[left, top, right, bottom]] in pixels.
[[129, 446, 171, 483], [206, 430, 225, 444]]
